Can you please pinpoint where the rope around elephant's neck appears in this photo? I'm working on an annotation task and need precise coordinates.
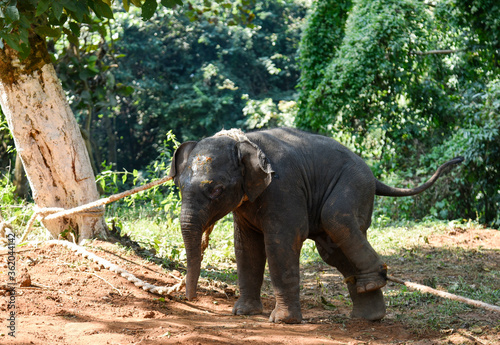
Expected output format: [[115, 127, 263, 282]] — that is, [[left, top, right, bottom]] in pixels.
[[214, 128, 249, 142]]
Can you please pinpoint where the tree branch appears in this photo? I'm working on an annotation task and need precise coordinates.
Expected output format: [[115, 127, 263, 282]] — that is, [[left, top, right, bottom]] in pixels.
[[410, 49, 461, 56]]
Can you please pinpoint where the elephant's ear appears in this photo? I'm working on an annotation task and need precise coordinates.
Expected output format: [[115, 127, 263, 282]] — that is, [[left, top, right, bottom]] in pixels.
[[237, 140, 274, 202], [168, 141, 198, 185]]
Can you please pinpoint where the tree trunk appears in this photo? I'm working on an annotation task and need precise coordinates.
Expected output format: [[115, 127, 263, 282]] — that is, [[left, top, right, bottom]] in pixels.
[[0, 32, 107, 241]]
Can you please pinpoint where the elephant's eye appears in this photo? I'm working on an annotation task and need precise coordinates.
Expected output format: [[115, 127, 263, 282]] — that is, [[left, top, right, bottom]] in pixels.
[[210, 185, 224, 199]]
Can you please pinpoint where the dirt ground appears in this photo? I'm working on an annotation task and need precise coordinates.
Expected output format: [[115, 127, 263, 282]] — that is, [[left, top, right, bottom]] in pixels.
[[1, 227, 499, 345]]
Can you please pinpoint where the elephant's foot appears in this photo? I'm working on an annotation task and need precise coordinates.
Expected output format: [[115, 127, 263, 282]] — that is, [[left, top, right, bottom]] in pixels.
[[347, 283, 386, 321], [232, 296, 263, 316], [269, 303, 302, 324], [345, 264, 387, 294]]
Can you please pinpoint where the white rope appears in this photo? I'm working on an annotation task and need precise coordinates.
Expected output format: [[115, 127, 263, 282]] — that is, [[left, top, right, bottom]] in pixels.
[[214, 128, 249, 142], [43, 175, 173, 221], [46, 240, 185, 296], [388, 275, 500, 313], [17, 176, 173, 243], [2, 175, 182, 296]]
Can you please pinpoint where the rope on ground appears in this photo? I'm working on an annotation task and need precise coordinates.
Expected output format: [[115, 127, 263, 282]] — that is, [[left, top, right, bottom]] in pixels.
[[8, 175, 186, 296], [39, 221, 217, 297], [387, 275, 500, 313], [47, 239, 185, 296], [11, 132, 239, 296], [40, 220, 215, 297]]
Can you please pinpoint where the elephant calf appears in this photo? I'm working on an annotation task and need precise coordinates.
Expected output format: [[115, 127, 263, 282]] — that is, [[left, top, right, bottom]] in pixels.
[[168, 127, 462, 323]]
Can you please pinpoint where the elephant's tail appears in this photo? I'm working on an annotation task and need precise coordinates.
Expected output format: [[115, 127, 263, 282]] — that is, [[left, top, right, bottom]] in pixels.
[[375, 156, 464, 197]]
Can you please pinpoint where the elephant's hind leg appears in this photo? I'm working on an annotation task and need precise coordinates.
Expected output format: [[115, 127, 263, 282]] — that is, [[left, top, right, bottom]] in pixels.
[[320, 184, 387, 294], [314, 234, 386, 321]]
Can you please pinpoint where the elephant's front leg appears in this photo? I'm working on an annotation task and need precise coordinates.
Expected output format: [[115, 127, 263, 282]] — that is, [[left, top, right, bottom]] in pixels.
[[232, 220, 266, 316], [265, 223, 305, 324]]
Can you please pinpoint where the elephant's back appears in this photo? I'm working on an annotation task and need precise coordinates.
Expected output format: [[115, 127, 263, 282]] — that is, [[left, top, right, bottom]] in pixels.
[[247, 127, 374, 190], [247, 127, 352, 162]]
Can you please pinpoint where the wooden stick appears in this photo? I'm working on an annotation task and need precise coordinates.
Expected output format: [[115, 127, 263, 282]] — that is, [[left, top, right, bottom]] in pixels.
[[387, 275, 500, 313]]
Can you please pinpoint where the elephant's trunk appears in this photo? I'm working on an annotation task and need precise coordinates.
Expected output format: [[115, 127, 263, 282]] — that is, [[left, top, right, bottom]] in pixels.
[[181, 213, 204, 301]]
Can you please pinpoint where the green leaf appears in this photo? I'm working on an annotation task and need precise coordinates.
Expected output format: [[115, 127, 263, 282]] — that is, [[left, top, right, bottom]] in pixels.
[[5, 5, 20, 22], [87, 65, 99, 74], [52, 1, 64, 20], [0, 32, 21, 51], [117, 85, 135, 96], [161, 0, 183, 8], [141, 0, 157, 20], [94, 0, 114, 19], [123, 0, 130, 12], [34, 25, 62, 38], [18, 27, 30, 45], [18, 43, 31, 60], [61, 0, 78, 12], [36, 0, 52, 16], [69, 22, 80, 36], [130, 0, 144, 7], [62, 0, 89, 22], [62, 28, 79, 46], [49, 11, 68, 26]]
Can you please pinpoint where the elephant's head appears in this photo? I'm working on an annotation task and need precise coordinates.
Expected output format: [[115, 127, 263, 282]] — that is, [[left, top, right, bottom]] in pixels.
[[168, 134, 273, 300]]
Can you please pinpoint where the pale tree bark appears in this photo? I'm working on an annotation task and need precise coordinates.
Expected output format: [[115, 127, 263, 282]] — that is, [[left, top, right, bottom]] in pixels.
[[0, 32, 107, 241]]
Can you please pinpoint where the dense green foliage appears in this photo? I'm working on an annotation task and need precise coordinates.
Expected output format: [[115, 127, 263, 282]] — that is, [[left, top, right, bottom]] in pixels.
[[298, 0, 454, 156], [90, 0, 305, 169], [297, 0, 500, 226]]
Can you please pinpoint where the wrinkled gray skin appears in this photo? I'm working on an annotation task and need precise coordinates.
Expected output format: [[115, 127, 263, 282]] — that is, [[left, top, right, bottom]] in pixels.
[[168, 128, 463, 324]]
